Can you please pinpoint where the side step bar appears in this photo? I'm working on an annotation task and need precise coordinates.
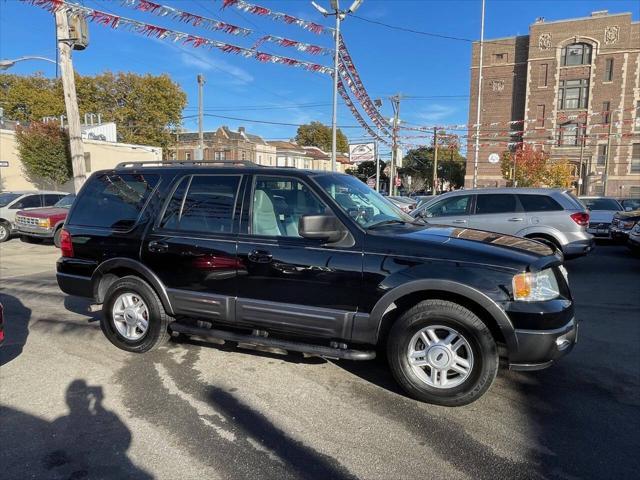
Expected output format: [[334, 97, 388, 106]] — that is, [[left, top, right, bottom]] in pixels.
[[169, 323, 376, 361]]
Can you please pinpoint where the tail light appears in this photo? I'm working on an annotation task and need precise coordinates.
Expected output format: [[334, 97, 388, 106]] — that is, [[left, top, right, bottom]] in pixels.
[[570, 212, 590, 227], [60, 228, 74, 257]]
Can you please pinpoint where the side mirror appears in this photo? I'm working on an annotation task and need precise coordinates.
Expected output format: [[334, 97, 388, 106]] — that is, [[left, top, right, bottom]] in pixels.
[[299, 214, 345, 243]]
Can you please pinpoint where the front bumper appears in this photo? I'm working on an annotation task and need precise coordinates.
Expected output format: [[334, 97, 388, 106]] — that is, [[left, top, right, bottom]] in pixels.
[[16, 224, 54, 238], [509, 318, 578, 371], [563, 236, 595, 257]]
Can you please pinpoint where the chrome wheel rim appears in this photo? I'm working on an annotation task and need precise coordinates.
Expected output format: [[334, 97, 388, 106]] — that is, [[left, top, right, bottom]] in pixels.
[[112, 292, 149, 341], [0, 225, 8, 241], [407, 325, 474, 389]]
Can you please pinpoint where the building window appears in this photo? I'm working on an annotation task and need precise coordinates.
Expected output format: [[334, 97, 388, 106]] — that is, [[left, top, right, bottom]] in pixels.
[[635, 101, 640, 131], [602, 101, 611, 125], [561, 43, 592, 66], [185, 152, 192, 161], [597, 145, 607, 166], [558, 79, 589, 110], [493, 53, 507, 64], [632, 144, 640, 173], [241, 151, 246, 160], [536, 104, 545, 128], [214, 151, 226, 161], [539, 63, 548, 87], [604, 58, 614, 81], [558, 123, 581, 146], [630, 186, 640, 196]]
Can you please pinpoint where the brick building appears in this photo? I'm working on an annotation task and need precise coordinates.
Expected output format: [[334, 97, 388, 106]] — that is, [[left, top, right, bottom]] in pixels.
[[466, 10, 640, 197], [171, 126, 276, 166]]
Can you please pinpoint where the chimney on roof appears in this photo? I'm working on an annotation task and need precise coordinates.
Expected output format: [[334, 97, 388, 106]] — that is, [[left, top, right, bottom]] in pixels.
[[591, 10, 608, 17], [535, 17, 545, 23], [238, 126, 245, 134]]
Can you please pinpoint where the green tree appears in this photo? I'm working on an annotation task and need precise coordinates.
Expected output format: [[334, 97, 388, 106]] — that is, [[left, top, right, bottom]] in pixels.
[[295, 121, 348, 152], [16, 122, 72, 189], [346, 160, 388, 184], [400, 143, 466, 191], [0, 72, 187, 152]]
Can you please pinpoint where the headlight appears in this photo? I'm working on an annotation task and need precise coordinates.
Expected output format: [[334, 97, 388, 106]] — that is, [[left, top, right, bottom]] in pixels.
[[38, 218, 50, 228], [621, 220, 634, 229], [512, 268, 560, 302]]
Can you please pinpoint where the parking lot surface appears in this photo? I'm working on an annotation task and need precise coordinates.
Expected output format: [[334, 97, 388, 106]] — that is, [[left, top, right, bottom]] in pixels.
[[1, 239, 639, 480]]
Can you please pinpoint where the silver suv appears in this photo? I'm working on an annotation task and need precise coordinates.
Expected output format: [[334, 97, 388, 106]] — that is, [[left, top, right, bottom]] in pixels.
[[412, 188, 594, 258]]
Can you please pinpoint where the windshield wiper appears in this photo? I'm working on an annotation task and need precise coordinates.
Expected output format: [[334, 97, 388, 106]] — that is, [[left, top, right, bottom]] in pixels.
[[367, 219, 407, 229]]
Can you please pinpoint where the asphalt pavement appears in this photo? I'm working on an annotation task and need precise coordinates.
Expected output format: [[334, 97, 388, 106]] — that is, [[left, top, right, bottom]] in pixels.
[[0, 239, 639, 480]]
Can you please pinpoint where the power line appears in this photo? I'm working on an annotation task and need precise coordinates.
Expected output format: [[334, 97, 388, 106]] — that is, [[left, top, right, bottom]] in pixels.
[[202, 113, 363, 128]]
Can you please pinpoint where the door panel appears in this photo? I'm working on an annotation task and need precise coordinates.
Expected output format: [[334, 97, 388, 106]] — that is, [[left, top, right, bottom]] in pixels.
[[469, 194, 522, 235], [422, 194, 472, 227]]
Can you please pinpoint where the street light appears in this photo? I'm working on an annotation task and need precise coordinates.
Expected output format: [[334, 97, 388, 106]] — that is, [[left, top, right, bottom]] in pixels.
[[311, 0, 364, 172], [0, 56, 57, 71]]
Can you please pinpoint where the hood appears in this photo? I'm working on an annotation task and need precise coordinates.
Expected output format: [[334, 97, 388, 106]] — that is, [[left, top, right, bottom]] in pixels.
[[17, 207, 69, 220], [369, 223, 559, 272], [614, 209, 640, 221], [588, 210, 618, 223]]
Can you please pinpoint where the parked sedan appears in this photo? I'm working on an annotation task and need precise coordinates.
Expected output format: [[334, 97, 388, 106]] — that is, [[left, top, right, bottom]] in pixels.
[[388, 196, 417, 213], [627, 222, 640, 254], [620, 198, 640, 212], [579, 197, 623, 239], [611, 209, 640, 243], [16, 194, 75, 247]]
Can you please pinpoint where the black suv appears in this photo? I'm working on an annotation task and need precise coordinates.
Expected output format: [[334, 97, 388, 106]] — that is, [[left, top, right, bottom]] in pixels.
[[57, 161, 577, 406]]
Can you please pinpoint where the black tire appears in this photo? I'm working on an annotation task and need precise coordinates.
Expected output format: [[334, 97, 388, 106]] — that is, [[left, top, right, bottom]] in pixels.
[[20, 235, 43, 244], [53, 228, 62, 248], [101, 276, 171, 353], [529, 236, 560, 253], [387, 299, 498, 407], [0, 222, 10, 243]]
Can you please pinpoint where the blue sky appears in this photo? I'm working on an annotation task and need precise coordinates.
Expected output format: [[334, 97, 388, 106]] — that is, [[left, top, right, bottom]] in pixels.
[[1, 0, 638, 149]]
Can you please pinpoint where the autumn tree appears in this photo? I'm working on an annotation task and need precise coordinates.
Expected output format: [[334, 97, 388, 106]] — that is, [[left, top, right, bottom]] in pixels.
[[295, 121, 348, 152], [16, 122, 72, 189], [400, 142, 466, 191], [0, 72, 187, 152], [543, 159, 574, 187], [501, 144, 574, 187]]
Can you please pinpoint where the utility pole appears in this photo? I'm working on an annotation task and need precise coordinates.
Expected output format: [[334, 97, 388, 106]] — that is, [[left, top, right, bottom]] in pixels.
[[375, 126, 380, 191], [578, 124, 586, 195], [603, 111, 614, 195], [55, 10, 85, 192], [432, 127, 439, 194], [197, 73, 205, 161], [390, 94, 402, 196], [472, 0, 486, 189]]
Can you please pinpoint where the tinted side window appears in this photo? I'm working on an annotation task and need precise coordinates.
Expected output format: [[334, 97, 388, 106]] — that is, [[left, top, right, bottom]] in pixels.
[[11, 194, 42, 209], [519, 194, 562, 212], [69, 173, 159, 229], [475, 194, 517, 214], [252, 176, 327, 237], [160, 176, 189, 230], [43, 194, 65, 206], [177, 175, 241, 234], [425, 195, 470, 217]]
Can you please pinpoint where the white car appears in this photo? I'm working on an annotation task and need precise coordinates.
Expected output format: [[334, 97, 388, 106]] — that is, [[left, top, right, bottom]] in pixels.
[[578, 196, 623, 238], [0, 191, 68, 242]]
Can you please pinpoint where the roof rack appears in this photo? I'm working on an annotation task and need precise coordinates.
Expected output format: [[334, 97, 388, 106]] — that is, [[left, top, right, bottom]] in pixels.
[[115, 160, 261, 168]]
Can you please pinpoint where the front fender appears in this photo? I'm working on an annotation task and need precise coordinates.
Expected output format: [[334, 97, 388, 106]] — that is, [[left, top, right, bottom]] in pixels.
[[91, 257, 174, 315]]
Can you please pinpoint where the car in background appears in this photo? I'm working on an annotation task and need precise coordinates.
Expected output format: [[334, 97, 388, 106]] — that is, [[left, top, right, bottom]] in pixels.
[[0, 191, 68, 243], [611, 208, 640, 243], [627, 222, 640, 254], [412, 188, 594, 258], [388, 196, 417, 212], [16, 194, 76, 247], [620, 198, 640, 212], [579, 197, 623, 239]]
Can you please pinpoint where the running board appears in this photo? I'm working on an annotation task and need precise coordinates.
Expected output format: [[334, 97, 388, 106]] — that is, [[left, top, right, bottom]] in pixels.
[[169, 323, 376, 361]]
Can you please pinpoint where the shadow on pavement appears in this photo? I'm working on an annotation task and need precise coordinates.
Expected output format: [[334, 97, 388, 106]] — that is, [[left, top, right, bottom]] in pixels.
[[0, 379, 151, 480], [64, 295, 101, 322], [0, 293, 32, 366]]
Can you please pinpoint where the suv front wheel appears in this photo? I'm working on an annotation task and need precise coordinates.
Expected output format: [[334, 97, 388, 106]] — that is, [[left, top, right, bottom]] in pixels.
[[387, 299, 498, 406], [101, 276, 170, 353]]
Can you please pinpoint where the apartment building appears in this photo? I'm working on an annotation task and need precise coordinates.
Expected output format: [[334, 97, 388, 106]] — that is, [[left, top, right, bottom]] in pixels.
[[466, 10, 640, 197]]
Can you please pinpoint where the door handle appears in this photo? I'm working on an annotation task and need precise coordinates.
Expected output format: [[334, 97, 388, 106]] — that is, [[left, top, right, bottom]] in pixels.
[[508, 217, 524, 222], [452, 219, 467, 224], [248, 249, 273, 263], [148, 240, 169, 253]]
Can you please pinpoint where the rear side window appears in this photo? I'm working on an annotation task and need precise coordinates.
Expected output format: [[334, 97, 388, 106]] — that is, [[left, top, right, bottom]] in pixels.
[[161, 175, 241, 234], [475, 194, 517, 214], [43, 194, 65, 206], [518, 194, 563, 212], [69, 173, 159, 229]]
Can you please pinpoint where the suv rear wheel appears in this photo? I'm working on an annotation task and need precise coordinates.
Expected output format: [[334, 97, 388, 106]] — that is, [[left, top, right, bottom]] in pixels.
[[101, 276, 170, 353], [387, 299, 498, 406]]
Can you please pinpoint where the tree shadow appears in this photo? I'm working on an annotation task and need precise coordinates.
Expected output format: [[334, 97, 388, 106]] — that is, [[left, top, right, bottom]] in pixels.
[[0, 293, 31, 366], [0, 379, 152, 480]]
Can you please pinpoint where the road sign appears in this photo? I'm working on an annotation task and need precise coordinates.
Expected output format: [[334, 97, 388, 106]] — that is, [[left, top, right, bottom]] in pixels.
[[488, 153, 500, 164], [0, 161, 9, 167], [366, 178, 375, 188]]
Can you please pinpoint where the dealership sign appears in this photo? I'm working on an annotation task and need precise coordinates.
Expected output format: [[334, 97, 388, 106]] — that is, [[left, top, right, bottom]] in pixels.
[[349, 143, 375, 164]]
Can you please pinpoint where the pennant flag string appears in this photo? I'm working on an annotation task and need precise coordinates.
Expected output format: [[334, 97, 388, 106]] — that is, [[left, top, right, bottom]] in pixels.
[[222, 0, 332, 36], [22, 0, 334, 76], [121, 0, 251, 36], [338, 79, 390, 146], [253, 35, 333, 56]]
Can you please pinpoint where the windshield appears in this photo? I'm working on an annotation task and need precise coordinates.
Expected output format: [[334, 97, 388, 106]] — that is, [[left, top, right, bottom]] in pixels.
[[581, 198, 622, 211], [0, 193, 21, 207], [313, 174, 414, 228], [621, 198, 640, 210], [54, 195, 75, 208]]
